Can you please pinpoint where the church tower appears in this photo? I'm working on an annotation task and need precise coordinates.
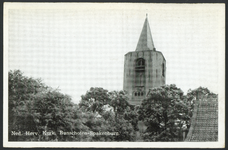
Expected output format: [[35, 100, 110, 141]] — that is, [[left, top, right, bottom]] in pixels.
[[123, 15, 166, 105]]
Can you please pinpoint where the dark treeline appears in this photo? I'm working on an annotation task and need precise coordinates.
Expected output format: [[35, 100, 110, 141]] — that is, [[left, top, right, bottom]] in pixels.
[[8, 70, 217, 141]]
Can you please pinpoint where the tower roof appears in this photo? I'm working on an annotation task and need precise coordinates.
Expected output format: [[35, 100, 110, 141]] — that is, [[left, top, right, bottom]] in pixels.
[[136, 16, 155, 51]]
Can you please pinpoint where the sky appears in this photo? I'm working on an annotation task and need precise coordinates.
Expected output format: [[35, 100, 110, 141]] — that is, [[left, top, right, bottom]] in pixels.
[[6, 3, 225, 104]]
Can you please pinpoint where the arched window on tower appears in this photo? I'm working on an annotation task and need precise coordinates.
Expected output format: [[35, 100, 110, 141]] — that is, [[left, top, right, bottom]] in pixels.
[[135, 58, 145, 72], [137, 60, 141, 66], [139, 74, 144, 86], [135, 58, 145, 94], [137, 92, 140, 96], [162, 63, 165, 77]]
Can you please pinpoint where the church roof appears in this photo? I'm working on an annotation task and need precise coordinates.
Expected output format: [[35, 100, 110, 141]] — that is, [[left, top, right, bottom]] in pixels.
[[185, 97, 218, 141], [136, 16, 155, 51]]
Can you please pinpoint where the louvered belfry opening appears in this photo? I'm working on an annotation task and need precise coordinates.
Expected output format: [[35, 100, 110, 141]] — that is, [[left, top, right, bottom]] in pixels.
[[135, 58, 145, 72]]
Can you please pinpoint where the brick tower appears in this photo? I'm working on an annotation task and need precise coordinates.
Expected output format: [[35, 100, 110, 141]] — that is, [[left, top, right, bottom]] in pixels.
[[123, 15, 166, 105]]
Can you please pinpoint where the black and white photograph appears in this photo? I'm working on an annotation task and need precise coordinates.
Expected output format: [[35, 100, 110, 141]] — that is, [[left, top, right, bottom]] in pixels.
[[3, 3, 225, 148]]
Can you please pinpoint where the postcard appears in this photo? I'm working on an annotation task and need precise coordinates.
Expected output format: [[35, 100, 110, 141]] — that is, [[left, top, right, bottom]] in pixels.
[[3, 2, 225, 148]]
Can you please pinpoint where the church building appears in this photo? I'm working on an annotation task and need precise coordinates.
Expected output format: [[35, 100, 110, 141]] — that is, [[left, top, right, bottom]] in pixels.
[[123, 15, 166, 105]]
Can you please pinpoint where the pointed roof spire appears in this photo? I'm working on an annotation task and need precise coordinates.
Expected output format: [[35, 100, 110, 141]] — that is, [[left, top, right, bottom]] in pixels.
[[135, 15, 155, 51]]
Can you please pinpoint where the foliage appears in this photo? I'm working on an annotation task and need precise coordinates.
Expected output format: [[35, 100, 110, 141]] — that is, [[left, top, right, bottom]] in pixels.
[[79, 87, 111, 114], [32, 91, 90, 141], [187, 86, 217, 100], [80, 89, 137, 141], [9, 70, 137, 142], [8, 70, 90, 141], [109, 90, 129, 117], [8, 70, 47, 141], [186, 86, 218, 116], [113, 115, 136, 141], [138, 84, 190, 141], [123, 106, 139, 131], [9, 70, 217, 142]]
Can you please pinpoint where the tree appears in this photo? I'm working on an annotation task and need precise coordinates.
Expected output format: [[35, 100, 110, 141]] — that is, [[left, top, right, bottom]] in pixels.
[[109, 90, 130, 118], [79, 87, 111, 114], [79, 88, 137, 141], [187, 86, 217, 101], [8, 70, 90, 141], [8, 70, 47, 141], [32, 90, 89, 141], [123, 106, 139, 131], [113, 115, 136, 141], [138, 84, 190, 141]]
